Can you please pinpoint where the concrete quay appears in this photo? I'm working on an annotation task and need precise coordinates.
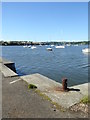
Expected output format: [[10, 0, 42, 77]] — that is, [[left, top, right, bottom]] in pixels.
[[0, 57, 89, 118], [21, 74, 89, 109], [0, 57, 17, 77]]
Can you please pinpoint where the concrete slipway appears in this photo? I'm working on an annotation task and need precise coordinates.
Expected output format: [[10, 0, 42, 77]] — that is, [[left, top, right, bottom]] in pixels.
[[21, 74, 89, 109]]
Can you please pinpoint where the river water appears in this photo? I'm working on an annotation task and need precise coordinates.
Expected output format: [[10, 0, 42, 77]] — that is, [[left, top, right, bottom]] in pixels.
[[1, 45, 89, 86]]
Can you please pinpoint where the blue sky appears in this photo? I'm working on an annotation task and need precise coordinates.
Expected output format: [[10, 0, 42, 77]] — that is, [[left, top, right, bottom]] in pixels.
[[2, 2, 88, 42]]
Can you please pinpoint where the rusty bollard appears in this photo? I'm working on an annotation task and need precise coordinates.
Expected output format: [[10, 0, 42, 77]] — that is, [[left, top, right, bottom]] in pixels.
[[62, 78, 68, 92]]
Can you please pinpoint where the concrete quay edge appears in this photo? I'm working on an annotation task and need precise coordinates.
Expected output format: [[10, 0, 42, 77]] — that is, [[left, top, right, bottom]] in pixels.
[[0, 57, 89, 109], [21, 74, 89, 109], [0, 57, 18, 77]]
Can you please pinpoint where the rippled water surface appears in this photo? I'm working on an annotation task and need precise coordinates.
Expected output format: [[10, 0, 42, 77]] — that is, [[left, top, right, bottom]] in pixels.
[[2, 45, 89, 86]]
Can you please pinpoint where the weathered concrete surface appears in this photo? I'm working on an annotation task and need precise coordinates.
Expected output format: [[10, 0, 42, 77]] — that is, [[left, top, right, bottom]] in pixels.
[[70, 83, 88, 96], [2, 73, 88, 118], [0, 57, 17, 77], [21, 73, 89, 109], [0, 57, 16, 73], [0, 63, 17, 77], [21, 73, 62, 91]]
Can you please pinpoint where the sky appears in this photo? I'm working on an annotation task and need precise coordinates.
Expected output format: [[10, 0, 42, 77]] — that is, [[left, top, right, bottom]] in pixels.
[[2, 2, 88, 42]]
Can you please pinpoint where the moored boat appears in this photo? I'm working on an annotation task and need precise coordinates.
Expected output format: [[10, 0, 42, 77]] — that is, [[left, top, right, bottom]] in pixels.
[[66, 44, 71, 46], [31, 46, 36, 49], [46, 48, 52, 51], [23, 45, 28, 48], [50, 45, 54, 47], [28, 45, 31, 48], [82, 48, 90, 53], [55, 45, 65, 48]]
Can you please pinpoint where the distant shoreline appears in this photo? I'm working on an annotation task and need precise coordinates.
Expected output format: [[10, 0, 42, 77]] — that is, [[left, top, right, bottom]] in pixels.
[[0, 41, 89, 46]]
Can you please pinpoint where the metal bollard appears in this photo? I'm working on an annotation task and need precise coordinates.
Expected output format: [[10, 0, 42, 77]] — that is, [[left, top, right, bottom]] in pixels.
[[62, 78, 68, 91]]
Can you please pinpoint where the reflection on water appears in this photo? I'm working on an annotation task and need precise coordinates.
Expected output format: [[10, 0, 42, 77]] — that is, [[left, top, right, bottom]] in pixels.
[[2, 45, 88, 86]]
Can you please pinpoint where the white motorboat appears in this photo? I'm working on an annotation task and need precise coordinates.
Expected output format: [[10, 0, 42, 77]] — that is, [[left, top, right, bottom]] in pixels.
[[55, 45, 65, 48], [31, 46, 36, 49], [82, 48, 90, 53], [50, 45, 54, 47], [46, 48, 52, 51], [28, 45, 31, 48], [66, 44, 71, 46], [23, 45, 28, 48]]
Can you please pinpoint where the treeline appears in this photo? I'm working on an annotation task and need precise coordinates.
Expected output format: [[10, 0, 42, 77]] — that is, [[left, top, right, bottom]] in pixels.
[[0, 40, 89, 46]]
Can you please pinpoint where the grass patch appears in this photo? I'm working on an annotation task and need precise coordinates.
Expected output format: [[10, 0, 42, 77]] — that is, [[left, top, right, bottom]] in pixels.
[[35, 89, 65, 112], [80, 96, 90, 104], [35, 90, 52, 101], [28, 84, 37, 89], [51, 101, 65, 111]]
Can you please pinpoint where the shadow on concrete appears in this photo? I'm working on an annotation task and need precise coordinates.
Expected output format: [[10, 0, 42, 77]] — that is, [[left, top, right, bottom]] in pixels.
[[68, 88, 80, 92]]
